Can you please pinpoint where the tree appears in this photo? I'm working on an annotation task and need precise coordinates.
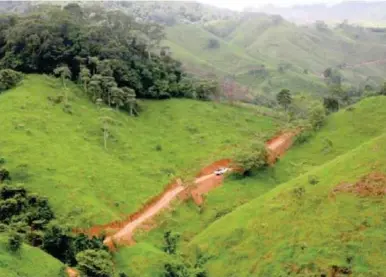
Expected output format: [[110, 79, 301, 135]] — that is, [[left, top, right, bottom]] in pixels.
[[207, 38, 220, 49], [79, 67, 91, 93], [42, 222, 72, 262], [163, 231, 180, 255], [122, 87, 137, 116], [309, 106, 326, 130], [54, 65, 72, 89], [8, 232, 23, 252], [232, 141, 268, 176], [76, 249, 114, 277], [323, 97, 340, 113], [276, 89, 292, 110]]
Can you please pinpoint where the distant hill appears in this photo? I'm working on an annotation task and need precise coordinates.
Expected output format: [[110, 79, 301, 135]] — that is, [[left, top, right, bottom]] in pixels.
[[255, 1, 386, 24]]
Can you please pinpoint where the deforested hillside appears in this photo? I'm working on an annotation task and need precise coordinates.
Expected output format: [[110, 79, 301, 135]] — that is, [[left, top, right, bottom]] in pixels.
[[119, 96, 386, 276], [191, 132, 386, 276], [0, 75, 280, 227], [187, 96, 386, 276]]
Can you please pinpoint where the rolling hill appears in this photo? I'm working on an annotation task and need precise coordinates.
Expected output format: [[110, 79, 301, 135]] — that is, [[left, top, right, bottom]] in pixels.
[[123, 95, 386, 276], [0, 74, 280, 227]]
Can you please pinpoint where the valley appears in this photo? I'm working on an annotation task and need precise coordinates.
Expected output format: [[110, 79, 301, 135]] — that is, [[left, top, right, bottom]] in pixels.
[[0, 1, 386, 277]]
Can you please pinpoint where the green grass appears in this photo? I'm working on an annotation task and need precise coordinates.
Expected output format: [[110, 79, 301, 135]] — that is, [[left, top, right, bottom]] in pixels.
[[128, 96, 386, 276], [0, 234, 64, 277], [0, 74, 280, 227], [191, 132, 386, 276], [165, 17, 386, 96], [114, 243, 170, 277]]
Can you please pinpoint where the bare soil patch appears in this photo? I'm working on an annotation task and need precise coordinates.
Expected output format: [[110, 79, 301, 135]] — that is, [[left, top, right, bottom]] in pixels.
[[333, 172, 386, 197]]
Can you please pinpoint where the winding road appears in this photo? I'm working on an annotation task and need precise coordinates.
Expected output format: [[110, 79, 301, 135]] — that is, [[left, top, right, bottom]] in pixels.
[[98, 131, 296, 247]]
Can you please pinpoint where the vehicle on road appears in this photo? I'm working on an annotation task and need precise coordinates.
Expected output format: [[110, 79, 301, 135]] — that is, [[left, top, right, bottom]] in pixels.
[[214, 167, 228, 176]]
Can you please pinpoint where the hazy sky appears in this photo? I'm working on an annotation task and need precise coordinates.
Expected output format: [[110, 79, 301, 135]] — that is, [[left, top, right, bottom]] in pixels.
[[197, 0, 379, 11]]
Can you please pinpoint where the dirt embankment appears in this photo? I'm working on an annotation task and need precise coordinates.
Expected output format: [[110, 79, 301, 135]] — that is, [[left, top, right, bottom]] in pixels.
[[82, 131, 296, 248]]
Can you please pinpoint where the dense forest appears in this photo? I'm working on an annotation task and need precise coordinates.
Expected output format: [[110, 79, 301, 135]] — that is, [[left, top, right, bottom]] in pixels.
[[0, 3, 218, 113]]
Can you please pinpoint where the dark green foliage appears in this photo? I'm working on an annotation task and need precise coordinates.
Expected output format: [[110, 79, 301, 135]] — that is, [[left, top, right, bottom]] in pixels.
[[276, 89, 292, 110], [76, 249, 114, 277], [163, 231, 180, 255], [0, 5, 216, 113], [294, 130, 313, 145], [41, 222, 73, 263], [0, 168, 11, 182], [42, 222, 107, 265], [162, 231, 207, 277], [0, 185, 54, 231], [323, 97, 340, 113], [0, 69, 23, 92], [7, 231, 23, 252], [308, 175, 319, 185]]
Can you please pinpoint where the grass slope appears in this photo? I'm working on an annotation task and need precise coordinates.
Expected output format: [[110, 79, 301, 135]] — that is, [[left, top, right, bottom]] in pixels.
[[0, 75, 279, 227], [0, 234, 64, 277], [130, 96, 386, 276], [191, 132, 386, 276]]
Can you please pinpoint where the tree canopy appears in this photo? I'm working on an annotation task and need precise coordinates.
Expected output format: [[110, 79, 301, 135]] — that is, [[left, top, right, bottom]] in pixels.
[[0, 3, 218, 112]]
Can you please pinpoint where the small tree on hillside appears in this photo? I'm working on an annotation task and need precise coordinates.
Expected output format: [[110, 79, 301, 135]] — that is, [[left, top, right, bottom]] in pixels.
[[323, 97, 340, 113], [8, 232, 23, 252], [277, 89, 292, 110], [79, 67, 91, 93], [233, 141, 268, 176], [54, 65, 72, 89], [122, 87, 137, 116], [309, 106, 326, 130]]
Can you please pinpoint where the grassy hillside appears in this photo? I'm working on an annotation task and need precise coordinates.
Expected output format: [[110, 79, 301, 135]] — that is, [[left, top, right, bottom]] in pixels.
[[164, 14, 386, 97], [0, 234, 64, 277], [0, 74, 280, 227], [191, 132, 386, 276], [127, 96, 386, 276]]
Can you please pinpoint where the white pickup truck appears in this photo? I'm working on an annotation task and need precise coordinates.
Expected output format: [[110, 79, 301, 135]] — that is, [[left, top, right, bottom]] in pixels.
[[214, 167, 228, 176]]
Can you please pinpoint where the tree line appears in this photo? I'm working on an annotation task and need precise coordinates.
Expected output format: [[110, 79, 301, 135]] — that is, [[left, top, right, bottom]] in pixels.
[[0, 3, 219, 114]]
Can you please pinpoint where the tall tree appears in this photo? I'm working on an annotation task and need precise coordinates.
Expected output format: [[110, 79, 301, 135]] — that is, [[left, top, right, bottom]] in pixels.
[[276, 89, 292, 110]]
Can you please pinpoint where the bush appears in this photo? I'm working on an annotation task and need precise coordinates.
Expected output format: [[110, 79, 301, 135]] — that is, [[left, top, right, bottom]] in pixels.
[[308, 175, 319, 185], [294, 130, 313, 145], [8, 231, 23, 252], [76, 249, 114, 277], [309, 106, 326, 130], [0, 69, 23, 92], [232, 141, 268, 176], [0, 168, 11, 182]]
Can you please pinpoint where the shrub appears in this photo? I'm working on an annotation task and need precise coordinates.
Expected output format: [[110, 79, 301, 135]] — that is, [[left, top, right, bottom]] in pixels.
[[294, 130, 313, 145], [308, 175, 319, 185], [309, 106, 326, 130], [0, 69, 23, 92], [232, 141, 268, 176], [76, 249, 114, 277], [8, 231, 23, 252], [0, 168, 11, 182]]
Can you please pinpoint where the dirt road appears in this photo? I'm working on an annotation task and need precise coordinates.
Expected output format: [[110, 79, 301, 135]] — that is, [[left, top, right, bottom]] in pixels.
[[104, 181, 185, 246], [89, 132, 296, 248]]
